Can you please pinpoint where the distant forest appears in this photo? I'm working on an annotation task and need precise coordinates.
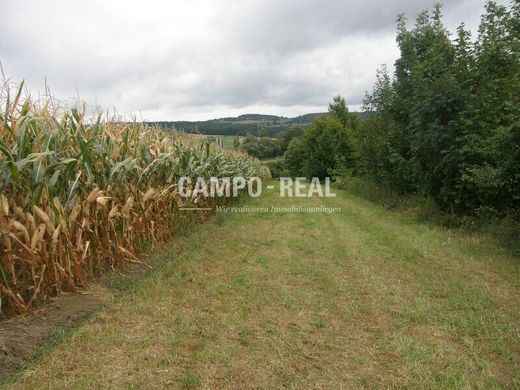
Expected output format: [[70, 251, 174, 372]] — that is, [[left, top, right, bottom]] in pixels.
[[147, 112, 365, 137]]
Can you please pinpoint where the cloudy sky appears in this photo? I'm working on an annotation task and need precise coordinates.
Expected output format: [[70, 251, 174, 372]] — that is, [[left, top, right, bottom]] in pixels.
[[0, 0, 508, 121]]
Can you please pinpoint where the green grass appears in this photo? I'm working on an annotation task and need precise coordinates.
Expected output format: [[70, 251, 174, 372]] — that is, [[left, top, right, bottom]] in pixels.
[[4, 181, 519, 389], [179, 133, 244, 150], [216, 135, 242, 149]]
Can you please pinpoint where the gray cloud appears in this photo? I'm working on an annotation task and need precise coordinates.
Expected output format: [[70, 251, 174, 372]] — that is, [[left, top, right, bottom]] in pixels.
[[0, 0, 507, 120]]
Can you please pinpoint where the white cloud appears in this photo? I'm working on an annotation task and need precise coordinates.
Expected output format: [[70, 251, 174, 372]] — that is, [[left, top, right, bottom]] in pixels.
[[0, 0, 507, 120]]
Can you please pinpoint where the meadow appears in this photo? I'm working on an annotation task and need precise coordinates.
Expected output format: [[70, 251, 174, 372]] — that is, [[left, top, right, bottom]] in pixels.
[[3, 181, 518, 388], [176, 133, 244, 151]]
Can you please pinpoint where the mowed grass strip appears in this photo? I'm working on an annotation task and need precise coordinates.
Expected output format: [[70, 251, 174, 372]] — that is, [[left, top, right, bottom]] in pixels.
[[5, 182, 519, 389]]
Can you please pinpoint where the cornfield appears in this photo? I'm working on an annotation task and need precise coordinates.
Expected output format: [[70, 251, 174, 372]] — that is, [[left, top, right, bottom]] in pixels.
[[0, 82, 269, 315]]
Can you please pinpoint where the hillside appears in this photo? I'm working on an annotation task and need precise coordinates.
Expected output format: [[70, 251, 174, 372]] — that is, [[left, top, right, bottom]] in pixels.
[[147, 112, 363, 137]]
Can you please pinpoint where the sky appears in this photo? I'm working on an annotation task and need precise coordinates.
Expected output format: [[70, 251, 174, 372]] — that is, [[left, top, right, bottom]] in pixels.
[[0, 0, 509, 121]]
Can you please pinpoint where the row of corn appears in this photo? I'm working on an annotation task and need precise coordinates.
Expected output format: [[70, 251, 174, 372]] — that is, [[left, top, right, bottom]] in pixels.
[[0, 82, 269, 315]]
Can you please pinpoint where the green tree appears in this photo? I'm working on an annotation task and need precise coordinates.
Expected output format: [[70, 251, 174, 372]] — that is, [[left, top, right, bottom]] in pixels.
[[356, 1, 519, 214], [328, 95, 349, 128], [285, 135, 307, 176], [328, 95, 359, 132], [457, 1, 520, 212], [359, 66, 397, 185], [284, 116, 356, 179], [280, 126, 305, 151]]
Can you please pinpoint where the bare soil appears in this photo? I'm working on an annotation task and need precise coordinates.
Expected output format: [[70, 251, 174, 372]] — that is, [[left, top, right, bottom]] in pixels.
[[0, 285, 111, 381]]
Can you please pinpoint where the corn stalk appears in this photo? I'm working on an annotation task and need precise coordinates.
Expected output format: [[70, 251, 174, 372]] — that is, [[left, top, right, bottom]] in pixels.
[[0, 82, 269, 315]]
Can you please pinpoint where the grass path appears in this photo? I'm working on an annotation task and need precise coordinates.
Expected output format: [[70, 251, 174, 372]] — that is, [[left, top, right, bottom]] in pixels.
[[5, 183, 519, 389]]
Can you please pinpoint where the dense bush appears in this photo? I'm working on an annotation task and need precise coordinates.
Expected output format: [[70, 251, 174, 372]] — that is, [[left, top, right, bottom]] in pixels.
[[284, 115, 356, 178], [357, 1, 519, 215], [281, 2, 518, 218], [265, 160, 286, 178], [280, 126, 305, 151], [241, 136, 284, 159]]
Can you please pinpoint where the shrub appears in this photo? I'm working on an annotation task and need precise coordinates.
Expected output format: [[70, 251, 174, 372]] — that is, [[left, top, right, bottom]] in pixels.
[[285, 116, 356, 179]]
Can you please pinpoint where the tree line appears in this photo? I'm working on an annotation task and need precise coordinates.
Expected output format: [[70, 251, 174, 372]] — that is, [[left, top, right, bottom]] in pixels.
[[149, 113, 327, 137], [285, 1, 519, 216]]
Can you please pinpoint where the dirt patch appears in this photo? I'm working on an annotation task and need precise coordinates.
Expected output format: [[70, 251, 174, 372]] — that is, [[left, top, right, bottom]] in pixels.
[[0, 284, 112, 381]]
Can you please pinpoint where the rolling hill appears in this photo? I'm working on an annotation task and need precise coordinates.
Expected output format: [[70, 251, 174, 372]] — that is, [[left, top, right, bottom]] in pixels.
[[146, 112, 357, 137]]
